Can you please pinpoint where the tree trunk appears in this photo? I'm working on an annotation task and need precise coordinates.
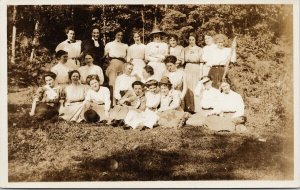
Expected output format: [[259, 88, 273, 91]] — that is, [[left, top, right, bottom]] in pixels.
[[11, 6, 17, 64], [102, 5, 106, 46], [141, 7, 145, 44], [30, 20, 39, 63]]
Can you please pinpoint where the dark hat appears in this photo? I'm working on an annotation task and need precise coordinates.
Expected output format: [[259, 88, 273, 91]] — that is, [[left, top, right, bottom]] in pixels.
[[149, 25, 166, 36], [145, 79, 158, 87], [84, 109, 100, 123], [159, 76, 172, 86]]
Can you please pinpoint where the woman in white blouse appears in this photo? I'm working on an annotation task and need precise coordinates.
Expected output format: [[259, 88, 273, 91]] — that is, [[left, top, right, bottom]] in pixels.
[[127, 31, 146, 80], [84, 75, 111, 122], [168, 34, 184, 69], [145, 25, 168, 81]]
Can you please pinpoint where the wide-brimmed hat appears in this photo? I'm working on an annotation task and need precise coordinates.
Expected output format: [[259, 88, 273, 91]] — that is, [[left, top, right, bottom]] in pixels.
[[159, 76, 172, 86], [149, 25, 166, 36]]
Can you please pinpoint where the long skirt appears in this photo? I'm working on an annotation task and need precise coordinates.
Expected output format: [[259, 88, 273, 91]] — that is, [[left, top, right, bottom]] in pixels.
[[184, 63, 201, 112], [185, 109, 207, 127], [148, 61, 166, 81], [125, 109, 158, 129], [86, 102, 108, 122], [66, 59, 81, 70], [59, 102, 85, 122], [208, 66, 225, 89], [35, 102, 60, 121], [157, 110, 189, 128], [109, 105, 131, 121], [131, 59, 145, 80], [105, 59, 125, 105]]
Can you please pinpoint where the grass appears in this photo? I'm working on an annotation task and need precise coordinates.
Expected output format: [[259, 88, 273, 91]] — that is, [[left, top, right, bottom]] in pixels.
[[7, 87, 294, 181]]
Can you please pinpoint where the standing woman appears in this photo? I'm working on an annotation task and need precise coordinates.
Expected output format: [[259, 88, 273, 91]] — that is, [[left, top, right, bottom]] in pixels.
[[78, 52, 104, 85], [184, 32, 203, 112], [168, 34, 184, 68], [55, 26, 82, 70], [104, 28, 128, 104], [59, 70, 87, 122], [201, 30, 218, 76], [208, 34, 236, 88], [127, 31, 146, 80], [81, 26, 104, 67], [145, 25, 168, 81]]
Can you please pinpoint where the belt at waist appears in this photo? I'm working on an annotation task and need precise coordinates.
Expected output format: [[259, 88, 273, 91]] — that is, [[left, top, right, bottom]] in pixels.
[[202, 107, 213, 110], [70, 57, 80, 60], [69, 99, 84, 103], [211, 65, 225, 68], [186, 62, 200, 64], [109, 57, 126, 62]]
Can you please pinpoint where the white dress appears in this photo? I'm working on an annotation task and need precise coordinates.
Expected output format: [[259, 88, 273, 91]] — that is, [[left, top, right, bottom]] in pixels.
[[127, 43, 146, 79], [78, 64, 104, 85], [51, 62, 71, 85], [145, 41, 168, 81]]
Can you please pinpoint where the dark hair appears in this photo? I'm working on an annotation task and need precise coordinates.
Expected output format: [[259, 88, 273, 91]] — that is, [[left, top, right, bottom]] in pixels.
[[55, 50, 68, 59], [164, 55, 177, 64], [188, 32, 198, 41], [83, 52, 95, 59], [86, 74, 100, 85], [68, 70, 81, 80], [65, 26, 75, 34], [144, 65, 154, 76], [169, 34, 179, 41], [114, 28, 124, 36], [132, 81, 144, 88], [205, 30, 217, 37], [44, 71, 57, 80], [159, 83, 172, 90], [84, 109, 100, 123], [91, 25, 100, 33]]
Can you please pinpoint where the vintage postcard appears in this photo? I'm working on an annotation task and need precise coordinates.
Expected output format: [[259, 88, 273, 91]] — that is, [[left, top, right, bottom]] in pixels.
[[0, 0, 299, 188]]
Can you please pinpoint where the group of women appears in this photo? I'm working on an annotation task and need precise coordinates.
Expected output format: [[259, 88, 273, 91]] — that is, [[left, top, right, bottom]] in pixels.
[[29, 25, 245, 131]]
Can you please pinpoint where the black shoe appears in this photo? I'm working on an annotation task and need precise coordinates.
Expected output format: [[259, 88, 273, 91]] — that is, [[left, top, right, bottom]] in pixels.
[[123, 124, 131, 130], [118, 120, 125, 127], [111, 119, 119, 127]]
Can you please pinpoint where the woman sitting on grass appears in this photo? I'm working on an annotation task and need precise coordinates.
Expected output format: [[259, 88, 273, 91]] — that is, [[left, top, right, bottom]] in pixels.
[[124, 79, 161, 130], [29, 71, 62, 121], [162, 55, 187, 109], [109, 81, 146, 127], [59, 70, 87, 123], [157, 76, 189, 128], [83, 74, 111, 123]]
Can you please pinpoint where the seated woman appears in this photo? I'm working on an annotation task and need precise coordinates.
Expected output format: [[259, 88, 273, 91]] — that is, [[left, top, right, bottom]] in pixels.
[[157, 76, 189, 128], [109, 81, 146, 127], [78, 52, 104, 85], [59, 70, 87, 122], [124, 79, 160, 130], [114, 63, 139, 103], [51, 50, 71, 86], [29, 71, 62, 121], [162, 55, 187, 109], [84, 74, 111, 123], [141, 65, 155, 83]]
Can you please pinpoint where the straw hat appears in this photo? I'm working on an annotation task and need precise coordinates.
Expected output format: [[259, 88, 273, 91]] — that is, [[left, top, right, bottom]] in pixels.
[[159, 76, 172, 86], [149, 24, 166, 36]]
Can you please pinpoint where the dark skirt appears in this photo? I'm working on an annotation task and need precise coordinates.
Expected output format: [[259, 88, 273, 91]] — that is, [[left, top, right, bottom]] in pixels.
[[208, 66, 225, 89], [35, 102, 60, 121]]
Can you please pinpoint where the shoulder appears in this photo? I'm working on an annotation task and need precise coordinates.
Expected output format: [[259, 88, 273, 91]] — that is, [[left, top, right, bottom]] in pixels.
[[77, 66, 86, 72], [100, 86, 110, 93]]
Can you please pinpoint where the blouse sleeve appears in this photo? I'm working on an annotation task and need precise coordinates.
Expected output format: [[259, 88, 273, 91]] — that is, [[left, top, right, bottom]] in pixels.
[[233, 94, 245, 118], [167, 91, 181, 110], [97, 67, 104, 85], [104, 88, 111, 111], [33, 87, 45, 101], [114, 76, 122, 100]]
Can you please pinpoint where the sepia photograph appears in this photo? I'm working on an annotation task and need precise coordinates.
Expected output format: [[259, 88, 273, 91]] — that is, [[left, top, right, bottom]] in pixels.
[[1, 0, 299, 188]]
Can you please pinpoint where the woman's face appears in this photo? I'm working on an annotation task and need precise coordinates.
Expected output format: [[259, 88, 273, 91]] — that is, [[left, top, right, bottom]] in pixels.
[[45, 76, 55, 88], [153, 33, 161, 41], [166, 62, 177, 72], [133, 85, 143, 96], [189, 36, 196, 46], [133, 33, 141, 43], [169, 37, 177, 47], [216, 39, 225, 49], [203, 81, 212, 90], [160, 85, 170, 96], [67, 30, 75, 41], [89, 79, 100, 92], [71, 72, 80, 83], [148, 85, 157, 93], [205, 35, 214, 45], [221, 83, 230, 94], [115, 32, 124, 42], [60, 54, 68, 63], [85, 54, 94, 66], [124, 65, 133, 75], [92, 29, 100, 40]]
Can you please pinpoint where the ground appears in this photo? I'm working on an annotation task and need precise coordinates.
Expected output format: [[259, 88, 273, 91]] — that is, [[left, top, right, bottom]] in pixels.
[[7, 87, 294, 181]]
